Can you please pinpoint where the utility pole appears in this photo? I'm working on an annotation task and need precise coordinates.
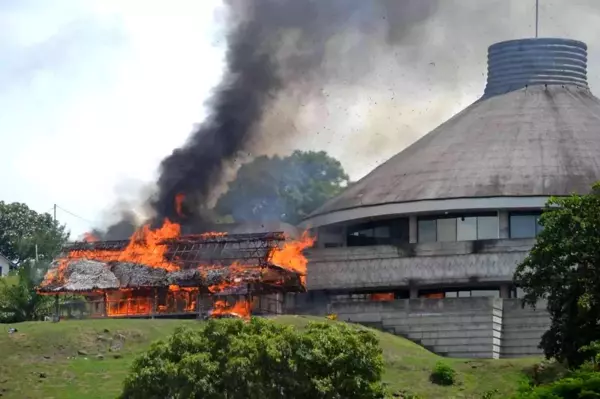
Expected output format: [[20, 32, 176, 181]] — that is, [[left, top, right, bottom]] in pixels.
[[535, 0, 539, 38], [53, 204, 57, 224]]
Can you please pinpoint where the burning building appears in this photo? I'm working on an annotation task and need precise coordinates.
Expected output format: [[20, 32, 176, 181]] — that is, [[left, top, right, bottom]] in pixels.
[[39, 220, 314, 319], [296, 38, 600, 358]]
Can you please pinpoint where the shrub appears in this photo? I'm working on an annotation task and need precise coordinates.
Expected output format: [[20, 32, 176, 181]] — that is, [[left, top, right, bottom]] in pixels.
[[513, 370, 600, 398], [120, 317, 385, 399], [429, 361, 456, 386]]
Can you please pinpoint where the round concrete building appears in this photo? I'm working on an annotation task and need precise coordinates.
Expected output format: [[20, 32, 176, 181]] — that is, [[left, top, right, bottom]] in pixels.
[[300, 37, 600, 302]]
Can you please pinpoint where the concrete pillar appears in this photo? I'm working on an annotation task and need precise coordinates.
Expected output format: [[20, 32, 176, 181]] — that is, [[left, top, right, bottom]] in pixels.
[[316, 227, 325, 248], [498, 210, 509, 239], [500, 284, 510, 299], [409, 215, 418, 243], [409, 286, 419, 299]]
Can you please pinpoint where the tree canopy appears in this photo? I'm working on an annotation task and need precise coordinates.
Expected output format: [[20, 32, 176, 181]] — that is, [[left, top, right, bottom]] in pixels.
[[0, 260, 53, 323], [0, 201, 69, 265], [514, 183, 600, 367], [120, 318, 385, 399], [215, 151, 349, 225]]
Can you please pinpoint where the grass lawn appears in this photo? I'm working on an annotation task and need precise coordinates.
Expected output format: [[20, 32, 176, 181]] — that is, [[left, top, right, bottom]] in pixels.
[[0, 315, 541, 399]]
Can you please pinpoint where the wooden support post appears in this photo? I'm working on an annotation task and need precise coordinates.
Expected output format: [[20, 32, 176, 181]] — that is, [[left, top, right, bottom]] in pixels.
[[54, 295, 60, 322], [196, 291, 202, 319], [152, 288, 157, 319], [103, 293, 108, 318]]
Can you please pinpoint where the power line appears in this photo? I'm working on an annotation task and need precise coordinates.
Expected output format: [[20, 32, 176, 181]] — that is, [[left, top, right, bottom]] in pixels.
[[54, 205, 95, 225]]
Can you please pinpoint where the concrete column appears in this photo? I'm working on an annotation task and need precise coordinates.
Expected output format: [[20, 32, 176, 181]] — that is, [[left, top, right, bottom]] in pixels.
[[409, 286, 419, 299], [498, 210, 509, 239], [316, 227, 325, 248], [500, 284, 510, 299], [409, 215, 418, 243]]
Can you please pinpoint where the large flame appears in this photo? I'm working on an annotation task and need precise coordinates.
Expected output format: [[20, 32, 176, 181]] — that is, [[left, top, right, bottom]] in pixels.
[[211, 299, 251, 320], [270, 230, 315, 284], [40, 218, 315, 319]]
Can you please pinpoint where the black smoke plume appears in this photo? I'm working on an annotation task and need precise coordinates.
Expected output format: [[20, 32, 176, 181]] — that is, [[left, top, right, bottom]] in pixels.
[[151, 0, 441, 230]]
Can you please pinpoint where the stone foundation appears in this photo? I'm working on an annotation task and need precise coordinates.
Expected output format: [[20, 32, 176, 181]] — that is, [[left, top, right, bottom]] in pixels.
[[285, 295, 550, 359]]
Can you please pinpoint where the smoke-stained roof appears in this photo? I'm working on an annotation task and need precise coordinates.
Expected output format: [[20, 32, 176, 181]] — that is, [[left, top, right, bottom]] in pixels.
[[309, 38, 600, 218]]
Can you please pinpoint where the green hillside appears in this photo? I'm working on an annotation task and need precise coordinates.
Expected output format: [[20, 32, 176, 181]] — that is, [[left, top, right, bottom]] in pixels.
[[0, 316, 540, 398]]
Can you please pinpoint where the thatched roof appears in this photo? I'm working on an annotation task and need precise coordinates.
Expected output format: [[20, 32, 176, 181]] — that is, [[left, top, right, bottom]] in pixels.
[[38, 232, 305, 294], [38, 259, 302, 294]]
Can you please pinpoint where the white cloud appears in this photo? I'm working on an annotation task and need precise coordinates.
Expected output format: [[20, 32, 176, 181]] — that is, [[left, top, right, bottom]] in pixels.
[[0, 0, 226, 238]]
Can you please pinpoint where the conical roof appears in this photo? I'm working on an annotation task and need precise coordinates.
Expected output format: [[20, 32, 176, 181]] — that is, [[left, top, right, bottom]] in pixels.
[[307, 38, 600, 222]]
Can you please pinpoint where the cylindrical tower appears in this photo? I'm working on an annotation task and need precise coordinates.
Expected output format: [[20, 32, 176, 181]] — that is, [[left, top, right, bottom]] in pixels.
[[485, 38, 588, 96]]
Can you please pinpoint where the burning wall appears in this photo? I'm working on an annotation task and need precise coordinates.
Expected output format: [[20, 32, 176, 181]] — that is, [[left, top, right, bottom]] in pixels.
[[38, 219, 315, 319]]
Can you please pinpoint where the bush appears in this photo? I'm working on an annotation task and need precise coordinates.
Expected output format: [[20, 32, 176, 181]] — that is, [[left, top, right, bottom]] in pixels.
[[120, 317, 385, 399], [514, 370, 600, 398], [429, 362, 456, 386]]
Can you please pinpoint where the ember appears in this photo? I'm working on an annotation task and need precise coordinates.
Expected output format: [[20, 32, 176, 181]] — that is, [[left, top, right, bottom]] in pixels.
[[38, 219, 314, 319], [210, 299, 252, 319]]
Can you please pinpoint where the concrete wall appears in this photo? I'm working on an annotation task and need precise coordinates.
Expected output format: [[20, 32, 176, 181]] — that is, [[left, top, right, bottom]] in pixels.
[[307, 239, 534, 290], [284, 295, 551, 359], [306, 239, 534, 290], [329, 298, 503, 358], [501, 299, 550, 358]]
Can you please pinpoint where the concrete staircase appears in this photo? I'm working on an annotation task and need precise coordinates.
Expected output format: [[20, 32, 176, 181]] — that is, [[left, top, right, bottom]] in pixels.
[[501, 299, 549, 358], [331, 298, 503, 359]]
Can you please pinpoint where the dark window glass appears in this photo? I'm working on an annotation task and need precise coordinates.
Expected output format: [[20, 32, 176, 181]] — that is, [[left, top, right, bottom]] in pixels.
[[347, 219, 407, 247], [510, 215, 537, 238], [418, 219, 437, 243]]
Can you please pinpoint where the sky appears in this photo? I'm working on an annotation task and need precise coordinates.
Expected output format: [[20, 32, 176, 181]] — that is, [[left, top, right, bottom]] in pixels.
[[0, 0, 227, 238], [4, 0, 600, 239]]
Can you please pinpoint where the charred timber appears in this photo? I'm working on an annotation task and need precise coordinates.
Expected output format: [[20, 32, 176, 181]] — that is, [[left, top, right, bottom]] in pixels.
[[37, 259, 304, 294], [63, 232, 286, 252]]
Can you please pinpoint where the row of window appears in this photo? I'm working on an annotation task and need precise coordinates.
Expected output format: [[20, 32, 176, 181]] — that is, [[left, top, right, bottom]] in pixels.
[[336, 211, 544, 247], [328, 287, 524, 301], [417, 212, 543, 243], [418, 215, 499, 243]]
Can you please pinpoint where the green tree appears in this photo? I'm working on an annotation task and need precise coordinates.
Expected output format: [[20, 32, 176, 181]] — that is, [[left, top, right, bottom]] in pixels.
[[0, 201, 69, 265], [215, 151, 349, 225], [0, 260, 53, 322], [514, 183, 600, 367], [120, 318, 385, 399]]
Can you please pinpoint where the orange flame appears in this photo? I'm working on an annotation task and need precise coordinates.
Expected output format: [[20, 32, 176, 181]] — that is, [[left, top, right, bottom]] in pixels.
[[270, 231, 315, 284], [370, 293, 394, 302], [39, 219, 315, 319], [175, 193, 185, 217], [102, 286, 198, 317], [83, 232, 98, 242], [211, 299, 251, 320]]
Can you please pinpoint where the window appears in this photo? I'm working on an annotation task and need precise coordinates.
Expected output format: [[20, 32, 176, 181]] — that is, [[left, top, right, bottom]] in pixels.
[[420, 288, 500, 298], [477, 216, 499, 239], [510, 212, 543, 238], [457, 217, 477, 241], [437, 218, 457, 242], [347, 218, 408, 247], [418, 219, 436, 242], [417, 213, 499, 243]]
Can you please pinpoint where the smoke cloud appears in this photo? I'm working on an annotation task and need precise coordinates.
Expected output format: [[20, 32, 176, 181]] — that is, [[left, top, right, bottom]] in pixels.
[[95, 0, 600, 238], [150, 0, 442, 228]]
